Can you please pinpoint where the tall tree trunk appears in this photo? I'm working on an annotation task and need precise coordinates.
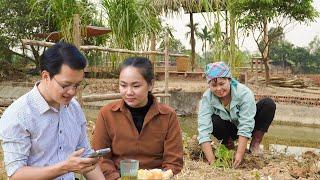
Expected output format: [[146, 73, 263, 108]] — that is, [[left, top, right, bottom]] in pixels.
[[190, 12, 196, 71], [262, 17, 270, 85], [164, 33, 169, 104], [225, 10, 228, 39], [229, 10, 236, 75]]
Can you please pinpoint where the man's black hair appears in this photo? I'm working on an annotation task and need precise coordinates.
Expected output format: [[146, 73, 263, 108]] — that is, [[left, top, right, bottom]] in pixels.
[[40, 41, 87, 77]]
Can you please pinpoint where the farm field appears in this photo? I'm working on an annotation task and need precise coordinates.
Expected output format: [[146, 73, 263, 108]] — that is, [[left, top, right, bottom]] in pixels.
[[0, 77, 320, 179], [1, 0, 320, 179]]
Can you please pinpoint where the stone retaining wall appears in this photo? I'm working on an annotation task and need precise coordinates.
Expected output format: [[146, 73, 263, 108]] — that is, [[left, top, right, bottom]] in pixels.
[[167, 91, 320, 125]]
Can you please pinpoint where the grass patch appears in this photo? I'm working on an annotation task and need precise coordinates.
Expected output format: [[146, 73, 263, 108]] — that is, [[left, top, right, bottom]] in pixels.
[[263, 135, 320, 148]]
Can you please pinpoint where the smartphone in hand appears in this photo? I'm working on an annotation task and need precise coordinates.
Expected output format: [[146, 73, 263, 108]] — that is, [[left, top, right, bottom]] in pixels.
[[84, 148, 111, 158]]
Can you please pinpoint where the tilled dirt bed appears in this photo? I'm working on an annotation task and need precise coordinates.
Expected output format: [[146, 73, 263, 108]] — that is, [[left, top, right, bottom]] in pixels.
[[182, 135, 320, 180], [176, 153, 320, 180]]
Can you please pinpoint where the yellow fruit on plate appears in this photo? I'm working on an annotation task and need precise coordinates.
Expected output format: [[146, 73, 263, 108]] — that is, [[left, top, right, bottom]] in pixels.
[[137, 169, 173, 179], [162, 169, 173, 179]]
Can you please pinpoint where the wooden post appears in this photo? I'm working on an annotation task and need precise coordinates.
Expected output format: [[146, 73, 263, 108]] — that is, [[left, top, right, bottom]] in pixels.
[[244, 71, 248, 85], [73, 14, 84, 107], [251, 58, 253, 73], [164, 33, 169, 105], [151, 33, 156, 77], [94, 50, 97, 78]]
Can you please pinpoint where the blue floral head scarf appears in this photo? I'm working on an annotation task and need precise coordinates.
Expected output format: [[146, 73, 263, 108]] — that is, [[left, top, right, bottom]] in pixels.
[[205, 61, 231, 82]]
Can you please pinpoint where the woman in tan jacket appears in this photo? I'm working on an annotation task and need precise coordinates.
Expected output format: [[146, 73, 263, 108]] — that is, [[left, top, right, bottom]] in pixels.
[[92, 57, 184, 179]]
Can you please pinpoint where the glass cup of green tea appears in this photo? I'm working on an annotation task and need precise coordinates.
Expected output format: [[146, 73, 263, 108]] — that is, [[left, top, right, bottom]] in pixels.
[[120, 159, 139, 180]]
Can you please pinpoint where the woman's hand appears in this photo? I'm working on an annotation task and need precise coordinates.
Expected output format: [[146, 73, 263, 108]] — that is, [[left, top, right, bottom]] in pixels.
[[200, 142, 216, 165], [233, 151, 245, 168], [233, 136, 248, 168]]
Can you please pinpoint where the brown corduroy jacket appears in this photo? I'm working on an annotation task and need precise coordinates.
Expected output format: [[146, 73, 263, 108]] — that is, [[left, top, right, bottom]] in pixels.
[[92, 98, 184, 180]]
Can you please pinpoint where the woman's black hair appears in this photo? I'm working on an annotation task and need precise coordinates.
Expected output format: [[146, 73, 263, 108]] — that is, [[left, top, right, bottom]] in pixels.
[[40, 41, 87, 78], [120, 57, 154, 84], [211, 77, 231, 83]]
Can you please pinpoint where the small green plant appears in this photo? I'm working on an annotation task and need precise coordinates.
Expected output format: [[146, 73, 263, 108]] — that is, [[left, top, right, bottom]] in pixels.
[[254, 171, 261, 180], [212, 144, 234, 168]]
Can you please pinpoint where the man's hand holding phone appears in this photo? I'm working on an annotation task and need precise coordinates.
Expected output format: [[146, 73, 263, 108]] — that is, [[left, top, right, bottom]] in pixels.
[[84, 148, 111, 158], [62, 148, 99, 174], [61, 148, 111, 175]]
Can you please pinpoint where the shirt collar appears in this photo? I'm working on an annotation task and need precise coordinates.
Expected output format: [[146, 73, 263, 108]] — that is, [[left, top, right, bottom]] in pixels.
[[29, 81, 51, 114]]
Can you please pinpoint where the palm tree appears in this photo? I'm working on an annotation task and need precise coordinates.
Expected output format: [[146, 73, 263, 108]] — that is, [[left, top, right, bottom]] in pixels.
[[153, 0, 221, 71], [189, 12, 197, 71], [185, 22, 199, 71], [196, 26, 214, 61]]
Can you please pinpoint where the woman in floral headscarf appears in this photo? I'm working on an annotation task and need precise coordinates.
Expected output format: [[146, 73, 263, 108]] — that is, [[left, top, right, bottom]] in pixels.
[[197, 61, 276, 168]]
